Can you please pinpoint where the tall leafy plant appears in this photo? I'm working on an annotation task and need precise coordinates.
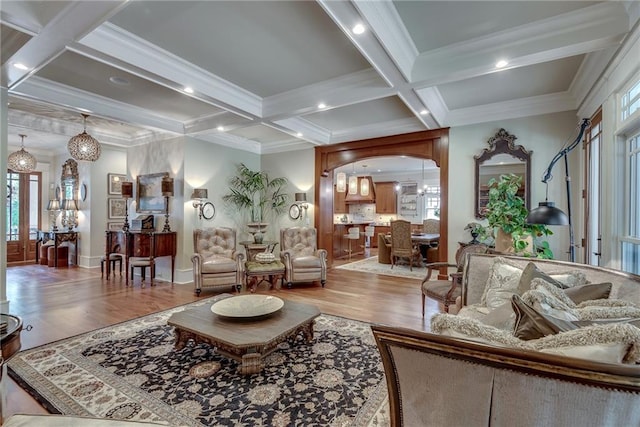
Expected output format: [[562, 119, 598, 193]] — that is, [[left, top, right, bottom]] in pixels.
[[485, 173, 553, 258], [222, 163, 289, 224]]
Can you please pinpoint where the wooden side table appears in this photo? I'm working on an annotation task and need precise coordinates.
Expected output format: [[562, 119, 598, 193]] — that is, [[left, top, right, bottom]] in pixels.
[[245, 261, 285, 292], [1, 314, 22, 360]]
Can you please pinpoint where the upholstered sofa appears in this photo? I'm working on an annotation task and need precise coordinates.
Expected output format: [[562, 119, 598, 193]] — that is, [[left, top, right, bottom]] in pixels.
[[374, 255, 640, 426]]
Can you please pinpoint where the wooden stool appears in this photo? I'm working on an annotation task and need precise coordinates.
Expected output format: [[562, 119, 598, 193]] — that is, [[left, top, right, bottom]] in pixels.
[[47, 246, 69, 268]]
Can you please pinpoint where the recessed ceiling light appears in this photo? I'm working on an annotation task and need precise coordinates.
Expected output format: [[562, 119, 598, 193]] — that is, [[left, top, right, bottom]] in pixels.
[[318, 103, 326, 109], [217, 126, 225, 131], [352, 24, 366, 35], [296, 132, 303, 137], [419, 110, 429, 115], [495, 59, 509, 69], [377, 169, 381, 172], [13, 63, 29, 70], [184, 87, 194, 94], [109, 76, 130, 86]]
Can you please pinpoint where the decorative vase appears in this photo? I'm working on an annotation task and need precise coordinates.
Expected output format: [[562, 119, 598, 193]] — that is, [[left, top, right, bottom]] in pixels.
[[494, 229, 514, 253], [470, 231, 479, 244], [254, 232, 264, 244]]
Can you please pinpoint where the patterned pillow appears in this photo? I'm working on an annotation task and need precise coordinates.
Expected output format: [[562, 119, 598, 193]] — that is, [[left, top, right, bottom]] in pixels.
[[516, 262, 590, 295], [432, 313, 640, 364], [481, 257, 524, 309]]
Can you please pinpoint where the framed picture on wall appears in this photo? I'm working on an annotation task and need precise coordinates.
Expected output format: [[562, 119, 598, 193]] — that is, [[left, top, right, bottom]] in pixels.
[[136, 172, 167, 213], [108, 198, 127, 219], [108, 173, 127, 195], [107, 222, 122, 231]]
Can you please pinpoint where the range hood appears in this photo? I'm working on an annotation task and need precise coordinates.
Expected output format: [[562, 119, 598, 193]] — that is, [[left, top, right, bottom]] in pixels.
[[345, 176, 376, 203]]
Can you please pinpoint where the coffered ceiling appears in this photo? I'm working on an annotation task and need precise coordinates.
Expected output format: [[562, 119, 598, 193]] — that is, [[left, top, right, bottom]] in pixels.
[[2, 1, 638, 155]]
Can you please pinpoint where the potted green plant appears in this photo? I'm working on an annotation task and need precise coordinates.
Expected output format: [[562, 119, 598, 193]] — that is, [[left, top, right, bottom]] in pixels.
[[222, 163, 289, 243], [485, 173, 553, 258]]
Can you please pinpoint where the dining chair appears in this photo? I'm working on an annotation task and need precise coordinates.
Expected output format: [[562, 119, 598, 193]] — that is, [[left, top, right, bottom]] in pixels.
[[390, 220, 421, 271]]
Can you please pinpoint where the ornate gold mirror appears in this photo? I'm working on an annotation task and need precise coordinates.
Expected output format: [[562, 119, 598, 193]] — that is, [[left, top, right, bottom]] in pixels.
[[61, 158, 79, 201], [60, 158, 79, 229], [474, 129, 531, 218]]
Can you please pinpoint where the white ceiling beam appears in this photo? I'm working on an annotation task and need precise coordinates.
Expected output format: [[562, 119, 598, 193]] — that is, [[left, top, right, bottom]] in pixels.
[[263, 69, 393, 120], [273, 117, 332, 145], [446, 92, 577, 127], [412, 2, 629, 86], [330, 117, 423, 144], [1, 1, 128, 88], [414, 87, 449, 127], [351, 0, 418, 82], [80, 23, 263, 118], [13, 77, 185, 134]]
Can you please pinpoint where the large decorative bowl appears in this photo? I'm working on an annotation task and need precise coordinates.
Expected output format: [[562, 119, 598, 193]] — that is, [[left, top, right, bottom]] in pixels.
[[211, 295, 284, 318]]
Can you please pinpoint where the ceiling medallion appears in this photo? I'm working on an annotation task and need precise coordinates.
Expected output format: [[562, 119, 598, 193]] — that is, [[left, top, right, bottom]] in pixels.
[[68, 113, 101, 162], [8, 134, 37, 173]]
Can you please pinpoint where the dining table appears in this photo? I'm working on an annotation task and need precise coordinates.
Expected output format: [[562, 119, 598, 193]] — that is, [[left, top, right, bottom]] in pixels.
[[411, 233, 440, 245]]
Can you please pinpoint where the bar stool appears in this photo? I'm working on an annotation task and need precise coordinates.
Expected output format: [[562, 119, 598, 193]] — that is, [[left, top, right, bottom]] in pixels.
[[363, 226, 375, 256], [39, 242, 54, 265], [344, 227, 360, 260]]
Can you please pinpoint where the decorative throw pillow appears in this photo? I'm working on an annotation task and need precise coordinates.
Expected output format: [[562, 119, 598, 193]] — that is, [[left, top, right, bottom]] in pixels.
[[521, 279, 579, 321], [517, 262, 566, 295], [481, 301, 516, 331], [481, 257, 524, 309], [564, 282, 612, 304], [511, 295, 579, 340]]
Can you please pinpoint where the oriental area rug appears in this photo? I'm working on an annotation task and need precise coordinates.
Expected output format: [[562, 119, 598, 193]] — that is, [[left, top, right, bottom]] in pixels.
[[336, 256, 426, 280], [8, 298, 389, 427]]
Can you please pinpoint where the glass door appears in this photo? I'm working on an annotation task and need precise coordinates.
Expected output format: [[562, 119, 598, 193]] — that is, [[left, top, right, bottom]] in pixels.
[[6, 171, 41, 264], [583, 110, 602, 266]]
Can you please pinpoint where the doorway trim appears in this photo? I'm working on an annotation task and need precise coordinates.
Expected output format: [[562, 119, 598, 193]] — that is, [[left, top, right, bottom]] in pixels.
[[314, 128, 449, 266]]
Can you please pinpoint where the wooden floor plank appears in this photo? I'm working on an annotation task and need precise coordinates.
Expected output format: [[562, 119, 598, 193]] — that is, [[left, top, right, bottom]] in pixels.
[[3, 254, 440, 418]]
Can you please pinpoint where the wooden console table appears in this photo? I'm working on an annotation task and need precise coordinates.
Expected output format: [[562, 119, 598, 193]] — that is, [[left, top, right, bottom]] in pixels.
[[105, 231, 177, 286], [35, 230, 78, 267]]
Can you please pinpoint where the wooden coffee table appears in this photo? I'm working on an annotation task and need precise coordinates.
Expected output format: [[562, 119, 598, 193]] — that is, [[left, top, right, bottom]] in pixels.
[[167, 296, 320, 374]]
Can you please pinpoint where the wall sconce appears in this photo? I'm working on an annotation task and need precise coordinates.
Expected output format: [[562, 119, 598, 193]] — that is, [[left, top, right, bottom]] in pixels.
[[289, 192, 308, 220], [46, 199, 61, 232], [121, 181, 134, 231], [60, 199, 78, 230], [161, 175, 174, 232], [191, 188, 212, 220]]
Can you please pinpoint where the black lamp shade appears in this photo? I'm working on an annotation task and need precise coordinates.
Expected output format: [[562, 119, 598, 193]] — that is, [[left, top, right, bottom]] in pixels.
[[526, 201, 569, 225]]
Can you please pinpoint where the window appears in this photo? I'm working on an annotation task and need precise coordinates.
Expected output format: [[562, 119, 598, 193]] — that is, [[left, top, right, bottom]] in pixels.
[[424, 185, 440, 219], [622, 79, 640, 121], [622, 131, 640, 274]]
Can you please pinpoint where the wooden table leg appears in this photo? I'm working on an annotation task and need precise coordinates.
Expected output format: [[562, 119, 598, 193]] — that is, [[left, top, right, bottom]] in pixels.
[[239, 352, 263, 375]]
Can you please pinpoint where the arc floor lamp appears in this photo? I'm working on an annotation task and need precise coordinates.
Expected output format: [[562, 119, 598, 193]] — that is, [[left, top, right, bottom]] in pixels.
[[526, 118, 590, 262]]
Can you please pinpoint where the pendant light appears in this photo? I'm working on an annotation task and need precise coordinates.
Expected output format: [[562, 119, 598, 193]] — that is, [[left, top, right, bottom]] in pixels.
[[360, 165, 370, 196], [336, 172, 346, 193], [8, 134, 37, 173], [68, 113, 101, 161], [348, 163, 358, 195]]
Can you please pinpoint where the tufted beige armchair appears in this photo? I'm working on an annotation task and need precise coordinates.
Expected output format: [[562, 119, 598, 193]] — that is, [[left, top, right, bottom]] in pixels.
[[280, 227, 327, 289], [191, 227, 244, 296]]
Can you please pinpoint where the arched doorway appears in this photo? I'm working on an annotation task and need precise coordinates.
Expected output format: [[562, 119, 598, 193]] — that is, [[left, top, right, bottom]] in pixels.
[[314, 129, 449, 266]]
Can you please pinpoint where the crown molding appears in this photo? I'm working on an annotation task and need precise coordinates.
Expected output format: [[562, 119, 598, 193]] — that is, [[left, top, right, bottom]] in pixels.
[[195, 132, 261, 155], [12, 76, 185, 134], [447, 92, 576, 127]]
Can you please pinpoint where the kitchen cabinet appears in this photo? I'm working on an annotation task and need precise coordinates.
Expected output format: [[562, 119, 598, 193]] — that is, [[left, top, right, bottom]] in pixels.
[[334, 186, 347, 213], [399, 182, 419, 216], [375, 181, 397, 214]]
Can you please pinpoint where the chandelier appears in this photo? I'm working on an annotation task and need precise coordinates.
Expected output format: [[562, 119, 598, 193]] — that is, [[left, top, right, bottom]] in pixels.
[[68, 113, 101, 161], [8, 134, 37, 173]]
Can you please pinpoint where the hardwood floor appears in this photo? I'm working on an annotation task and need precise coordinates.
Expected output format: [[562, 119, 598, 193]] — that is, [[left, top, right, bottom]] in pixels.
[[3, 253, 439, 418]]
